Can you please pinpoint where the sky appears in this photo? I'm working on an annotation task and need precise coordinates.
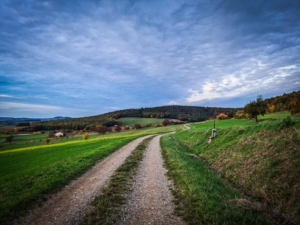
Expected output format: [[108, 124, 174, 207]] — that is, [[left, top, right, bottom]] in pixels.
[[1, 0, 300, 118]]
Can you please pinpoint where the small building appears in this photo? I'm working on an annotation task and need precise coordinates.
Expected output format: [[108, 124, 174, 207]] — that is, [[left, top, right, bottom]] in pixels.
[[55, 132, 64, 137]]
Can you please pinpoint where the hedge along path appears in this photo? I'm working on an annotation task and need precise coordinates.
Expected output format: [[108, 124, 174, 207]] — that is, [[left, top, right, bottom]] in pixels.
[[17, 135, 153, 225], [117, 135, 186, 225]]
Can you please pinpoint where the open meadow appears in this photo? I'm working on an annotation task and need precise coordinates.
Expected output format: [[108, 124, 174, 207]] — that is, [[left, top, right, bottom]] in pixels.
[[161, 112, 300, 224], [118, 117, 164, 127], [0, 124, 185, 223], [1, 112, 300, 224]]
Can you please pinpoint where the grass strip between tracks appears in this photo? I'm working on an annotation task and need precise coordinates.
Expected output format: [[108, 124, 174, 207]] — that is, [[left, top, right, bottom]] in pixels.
[[80, 136, 154, 225]]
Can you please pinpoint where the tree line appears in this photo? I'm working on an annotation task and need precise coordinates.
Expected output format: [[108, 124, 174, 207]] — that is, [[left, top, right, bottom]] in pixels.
[[14, 90, 299, 132], [25, 106, 238, 131]]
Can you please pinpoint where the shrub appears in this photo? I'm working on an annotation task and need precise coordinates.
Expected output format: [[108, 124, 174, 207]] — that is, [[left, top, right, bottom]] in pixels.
[[114, 125, 122, 132], [162, 119, 169, 126], [134, 123, 142, 129], [45, 138, 51, 144], [235, 110, 246, 118], [48, 132, 54, 138], [216, 113, 228, 120], [279, 117, 295, 130], [83, 133, 89, 140]]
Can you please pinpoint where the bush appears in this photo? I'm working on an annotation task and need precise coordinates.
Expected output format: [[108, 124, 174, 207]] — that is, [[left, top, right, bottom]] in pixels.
[[83, 133, 89, 140], [279, 117, 295, 130], [162, 120, 169, 126], [134, 123, 142, 129], [216, 113, 227, 120], [114, 125, 122, 132], [48, 132, 54, 138], [45, 138, 51, 144], [235, 110, 246, 119]]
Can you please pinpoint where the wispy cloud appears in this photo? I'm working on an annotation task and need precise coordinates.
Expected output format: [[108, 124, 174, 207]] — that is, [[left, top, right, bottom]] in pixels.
[[0, 0, 299, 117], [0, 101, 89, 117], [0, 94, 13, 98]]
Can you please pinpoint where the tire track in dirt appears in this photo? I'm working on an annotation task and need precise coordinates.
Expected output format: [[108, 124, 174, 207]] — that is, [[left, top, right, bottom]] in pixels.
[[117, 135, 186, 225], [17, 135, 152, 225]]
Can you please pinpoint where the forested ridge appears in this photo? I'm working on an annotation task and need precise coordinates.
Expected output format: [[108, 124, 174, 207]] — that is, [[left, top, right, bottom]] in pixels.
[[28, 105, 238, 131], [22, 90, 300, 132]]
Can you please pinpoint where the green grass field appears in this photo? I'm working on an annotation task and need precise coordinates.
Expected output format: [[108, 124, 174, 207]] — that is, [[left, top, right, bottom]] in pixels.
[[1, 111, 299, 224], [161, 112, 300, 224], [0, 124, 184, 224], [118, 117, 164, 126]]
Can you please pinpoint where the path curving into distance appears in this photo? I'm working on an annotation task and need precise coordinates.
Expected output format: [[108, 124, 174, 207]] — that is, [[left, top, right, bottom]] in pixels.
[[17, 135, 152, 225], [117, 135, 186, 225]]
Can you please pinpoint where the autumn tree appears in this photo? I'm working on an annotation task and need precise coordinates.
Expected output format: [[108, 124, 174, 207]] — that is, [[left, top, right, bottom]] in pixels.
[[290, 92, 300, 115], [216, 113, 227, 120], [45, 138, 51, 144], [83, 132, 89, 140], [244, 95, 267, 122], [134, 123, 142, 129], [235, 110, 245, 119], [226, 112, 233, 118], [162, 119, 169, 126], [96, 125, 107, 135], [114, 125, 122, 132]]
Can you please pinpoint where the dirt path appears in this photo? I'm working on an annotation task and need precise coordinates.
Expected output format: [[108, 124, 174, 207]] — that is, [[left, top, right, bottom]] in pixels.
[[18, 135, 152, 225], [117, 135, 186, 225]]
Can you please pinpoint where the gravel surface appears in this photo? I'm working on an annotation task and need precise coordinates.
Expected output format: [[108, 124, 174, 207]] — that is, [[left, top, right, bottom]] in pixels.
[[117, 135, 186, 225], [17, 135, 152, 225]]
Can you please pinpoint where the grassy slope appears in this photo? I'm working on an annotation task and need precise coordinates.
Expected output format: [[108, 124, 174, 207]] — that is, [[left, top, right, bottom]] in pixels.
[[0, 124, 184, 223], [161, 113, 300, 224], [118, 117, 164, 127]]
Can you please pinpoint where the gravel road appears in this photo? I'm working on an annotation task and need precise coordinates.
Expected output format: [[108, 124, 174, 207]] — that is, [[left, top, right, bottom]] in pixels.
[[117, 135, 186, 225], [17, 135, 152, 225]]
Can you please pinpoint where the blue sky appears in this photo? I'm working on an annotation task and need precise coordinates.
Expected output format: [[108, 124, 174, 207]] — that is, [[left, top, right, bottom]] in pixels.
[[1, 0, 300, 118]]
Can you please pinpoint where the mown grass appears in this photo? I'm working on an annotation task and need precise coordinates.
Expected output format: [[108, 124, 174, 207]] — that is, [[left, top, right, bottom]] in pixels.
[[81, 136, 154, 225], [118, 117, 164, 127], [0, 124, 184, 224], [162, 113, 300, 224], [0, 124, 184, 152], [0, 135, 143, 224]]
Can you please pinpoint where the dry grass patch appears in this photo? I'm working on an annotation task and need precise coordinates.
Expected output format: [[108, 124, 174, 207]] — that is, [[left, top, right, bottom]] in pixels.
[[211, 127, 300, 224]]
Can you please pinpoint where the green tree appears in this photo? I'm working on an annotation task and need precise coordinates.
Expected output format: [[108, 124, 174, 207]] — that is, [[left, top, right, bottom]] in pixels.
[[244, 95, 267, 122]]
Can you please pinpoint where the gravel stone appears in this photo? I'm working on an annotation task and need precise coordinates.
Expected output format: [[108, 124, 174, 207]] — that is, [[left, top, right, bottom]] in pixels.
[[117, 135, 186, 225]]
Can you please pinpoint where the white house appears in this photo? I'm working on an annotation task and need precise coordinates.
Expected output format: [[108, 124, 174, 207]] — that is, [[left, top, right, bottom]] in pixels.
[[55, 132, 64, 137]]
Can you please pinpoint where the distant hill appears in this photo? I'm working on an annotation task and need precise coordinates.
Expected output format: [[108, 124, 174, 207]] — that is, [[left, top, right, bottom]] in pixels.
[[11, 90, 300, 132], [0, 116, 72, 123], [28, 105, 239, 131]]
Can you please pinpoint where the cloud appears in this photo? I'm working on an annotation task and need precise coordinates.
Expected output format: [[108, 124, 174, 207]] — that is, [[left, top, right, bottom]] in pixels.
[[0, 94, 13, 98], [0, 0, 299, 117], [0, 102, 89, 117]]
